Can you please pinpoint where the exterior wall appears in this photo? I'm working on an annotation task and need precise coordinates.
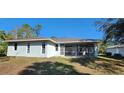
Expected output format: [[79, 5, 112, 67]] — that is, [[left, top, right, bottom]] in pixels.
[[106, 47, 124, 56], [7, 41, 57, 57], [119, 47, 124, 56], [7, 43, 17, 56], [7, 41, 98, 58], [55, 44, 61, 56], [46, 42, 56, 57]]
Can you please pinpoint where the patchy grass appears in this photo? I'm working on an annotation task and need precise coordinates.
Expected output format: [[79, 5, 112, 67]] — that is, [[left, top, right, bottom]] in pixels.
[[19, 62, 89, 75], [0, 56, 124, 75]]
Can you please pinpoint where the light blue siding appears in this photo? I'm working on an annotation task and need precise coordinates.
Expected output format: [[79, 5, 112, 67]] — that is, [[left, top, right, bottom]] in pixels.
[[7, 41, 58, 57]]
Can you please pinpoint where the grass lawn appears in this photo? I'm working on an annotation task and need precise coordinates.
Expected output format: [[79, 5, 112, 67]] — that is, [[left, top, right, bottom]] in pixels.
[[0, 56, 124, 75]]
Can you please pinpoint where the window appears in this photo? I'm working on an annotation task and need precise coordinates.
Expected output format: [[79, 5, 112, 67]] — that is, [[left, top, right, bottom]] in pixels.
[[56, 44, 58, 51], [14, 43, 17, 50], [27, 43, 30, 53], [42, 42, 45, 54]]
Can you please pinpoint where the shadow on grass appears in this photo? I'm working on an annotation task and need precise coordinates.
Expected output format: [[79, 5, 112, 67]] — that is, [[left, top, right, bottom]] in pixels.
[[70, 57, 96, 67], [100, 54, 124, 60], [19, 61, 90, 75], [97, 56, 124, 66], [70, 57, 123, 74]]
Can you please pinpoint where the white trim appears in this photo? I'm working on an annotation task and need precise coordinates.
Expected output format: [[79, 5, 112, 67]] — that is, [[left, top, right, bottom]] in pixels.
[[107, 44, 124, 48], [5, 38, 56, 43]]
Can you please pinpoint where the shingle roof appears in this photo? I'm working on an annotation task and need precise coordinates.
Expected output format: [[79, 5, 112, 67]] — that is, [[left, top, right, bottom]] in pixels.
[[5, 38, 56, 43], [5, 37, 99, 43], [52, 38, 99, 43], [52, 38, 80, 42]]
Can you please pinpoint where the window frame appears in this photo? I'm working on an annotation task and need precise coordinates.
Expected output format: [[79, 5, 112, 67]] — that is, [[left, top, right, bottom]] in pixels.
[[14, 43, 17, 51], [55, 44, 58, 51], [27, 43, 30, 53], [42, 42, 45, 54]]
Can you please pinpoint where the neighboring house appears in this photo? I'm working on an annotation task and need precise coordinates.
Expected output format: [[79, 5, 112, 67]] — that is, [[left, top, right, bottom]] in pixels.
[[5, 38, 99, 58], [106, 45, 124, 57]]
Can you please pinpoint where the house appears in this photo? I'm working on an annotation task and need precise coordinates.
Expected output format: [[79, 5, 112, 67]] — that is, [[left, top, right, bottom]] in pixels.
[[106, 44, 124, 57], [5, 38, 99, 58]]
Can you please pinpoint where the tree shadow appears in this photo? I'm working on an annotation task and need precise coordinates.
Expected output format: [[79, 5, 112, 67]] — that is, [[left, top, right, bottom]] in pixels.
[[100, 55, 124, 60], [69, 57, 96, 66], [19, 61, 90, 75], [97, 57, 124, 66], [0, 54, 6, 57], [70, 57, 124, 74]]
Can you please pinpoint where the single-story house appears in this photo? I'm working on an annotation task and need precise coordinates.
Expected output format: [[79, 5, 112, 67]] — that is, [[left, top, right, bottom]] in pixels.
[[106, 44, 124, 57], [5, 38, 99, 58]]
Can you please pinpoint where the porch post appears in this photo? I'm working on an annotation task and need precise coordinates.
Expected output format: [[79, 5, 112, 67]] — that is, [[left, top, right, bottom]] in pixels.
[[94, 43, 98, 57], [60, 44, 65, 56], [77, 44, 79, 56], [58, 43, 61, 56]]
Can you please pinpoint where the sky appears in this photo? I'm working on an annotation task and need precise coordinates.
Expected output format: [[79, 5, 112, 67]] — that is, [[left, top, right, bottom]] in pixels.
[[0, 18, 103, 39]]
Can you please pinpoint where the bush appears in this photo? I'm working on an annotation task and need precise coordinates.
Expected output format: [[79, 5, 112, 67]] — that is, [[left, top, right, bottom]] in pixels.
[[113, 53, 122, 58], [105, 52, 112, 56], [0, 42, 7, 56]]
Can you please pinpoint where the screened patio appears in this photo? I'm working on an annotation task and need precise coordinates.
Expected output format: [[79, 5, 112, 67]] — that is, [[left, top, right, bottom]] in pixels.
[[60, 43, 96, 57]]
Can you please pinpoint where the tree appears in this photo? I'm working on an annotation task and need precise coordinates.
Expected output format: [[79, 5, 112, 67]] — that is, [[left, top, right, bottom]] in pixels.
[[17, 24, 33, 39], [33, 24, 42, 37], [0, 30, 6, 40], [6, 30, 17, 40], [16, 24, 42, 39], [50, 36, 57, 39], [0, 24, 42, 56], [98, 41, 107, 54], [96, 18, 124, 44]]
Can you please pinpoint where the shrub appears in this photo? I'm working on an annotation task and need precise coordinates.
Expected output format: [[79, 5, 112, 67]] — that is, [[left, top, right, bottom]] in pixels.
[[113, 53, 122, 58], [105, 52, 112, 56], [0, 42, 7, 56]]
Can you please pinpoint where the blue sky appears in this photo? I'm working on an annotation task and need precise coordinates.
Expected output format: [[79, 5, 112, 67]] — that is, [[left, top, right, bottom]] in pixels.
[[0, 18, 103, 39]]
